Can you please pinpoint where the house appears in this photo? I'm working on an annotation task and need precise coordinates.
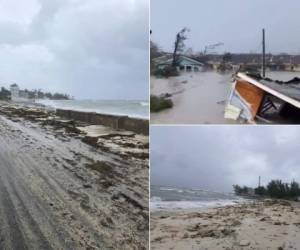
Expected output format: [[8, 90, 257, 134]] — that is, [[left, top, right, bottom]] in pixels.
[[10, 83, 30, 102], [225, 73, 300, 123], [10, 83, 19, 101], [153, 55, 204, 72]]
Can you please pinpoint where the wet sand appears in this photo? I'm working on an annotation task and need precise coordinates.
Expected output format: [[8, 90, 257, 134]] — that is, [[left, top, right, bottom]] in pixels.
[[0, 101, 149, 249], [151, 199, 300, 250], [151, 71, 238, 124]]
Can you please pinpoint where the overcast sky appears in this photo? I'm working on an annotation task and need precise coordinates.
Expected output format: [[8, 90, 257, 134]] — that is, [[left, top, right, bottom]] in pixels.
[[151, 0, 300, 54], [151, 126, 300, 192], [0, 0, 148, 100]]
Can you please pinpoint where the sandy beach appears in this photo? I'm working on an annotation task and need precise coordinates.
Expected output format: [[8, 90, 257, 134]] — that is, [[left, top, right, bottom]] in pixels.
[[0, 101, 149, 249], [151, 199, 300, 250]]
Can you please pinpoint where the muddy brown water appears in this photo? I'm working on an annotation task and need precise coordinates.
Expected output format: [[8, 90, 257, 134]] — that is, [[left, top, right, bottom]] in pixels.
[[151, 71, 300, 124]]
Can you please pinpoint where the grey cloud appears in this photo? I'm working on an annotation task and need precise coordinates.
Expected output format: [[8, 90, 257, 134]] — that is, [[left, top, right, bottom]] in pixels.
[[151, 0, 300, 54], [0, 0, 148, 99], [151, 126, 300, 192]]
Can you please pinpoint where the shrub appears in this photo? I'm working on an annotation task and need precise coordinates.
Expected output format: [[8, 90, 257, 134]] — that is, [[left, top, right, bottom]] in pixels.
[[153, 66, 179, 78], [233, 185, 251, 195], [234, 179, 300, 199], [254, 186, 267, 196], [150, 95, 173, 112]]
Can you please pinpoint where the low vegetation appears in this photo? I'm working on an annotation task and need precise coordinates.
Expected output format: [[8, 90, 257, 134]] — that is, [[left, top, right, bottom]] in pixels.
[[153, 66, 179, 78], [233, 179, 300, 200], [151, 27, 188, 78], [150, 95, 173, 112], [0, 87, 10, 100], [0, 86, 70, 100]]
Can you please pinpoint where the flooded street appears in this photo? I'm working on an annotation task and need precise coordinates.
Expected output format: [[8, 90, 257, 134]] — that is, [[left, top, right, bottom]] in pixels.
[[266, 71, 300, 81], [151, 71, 300, 124], [151, 71, 237, 124]]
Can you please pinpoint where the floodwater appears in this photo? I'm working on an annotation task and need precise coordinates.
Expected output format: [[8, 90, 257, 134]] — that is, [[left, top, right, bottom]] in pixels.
[[151, 70, 300, 124], [151, 71, 237, 124], [266, 71, 300, 81]]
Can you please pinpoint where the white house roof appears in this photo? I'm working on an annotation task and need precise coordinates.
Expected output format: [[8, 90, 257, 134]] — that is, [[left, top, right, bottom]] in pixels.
[[177, 56, 204, 66], [153, 55, 204, 66]]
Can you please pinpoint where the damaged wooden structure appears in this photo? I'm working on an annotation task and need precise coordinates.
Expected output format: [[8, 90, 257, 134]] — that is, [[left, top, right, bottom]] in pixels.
[[225, 72, 300, 123]]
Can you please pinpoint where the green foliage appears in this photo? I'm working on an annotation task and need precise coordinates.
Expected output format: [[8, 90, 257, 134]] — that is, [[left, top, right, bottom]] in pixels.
[[254, 186, 267, 196], [34, 89, 69, 100], [234, 179, 300, 199], [172, 27, 189, 67], [150, 41, 163, 75], [233, 185, 251, 195], [150, 41, 161, 60], [0, 87, 10, 100], [290, 181, 300, 198], [150, 95, 173, 112], [153, 66, 179, 78], [267, 180, 288, 198], [0, 86, 70, 100]]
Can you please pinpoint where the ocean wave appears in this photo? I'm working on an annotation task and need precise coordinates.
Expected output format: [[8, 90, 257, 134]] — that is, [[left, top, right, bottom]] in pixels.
[[140, 101, 149, 107], [150, 196, 162, 202], [35, 99, 149, 119], [159, 187, 184, 193], [150, 199, 245, 212]]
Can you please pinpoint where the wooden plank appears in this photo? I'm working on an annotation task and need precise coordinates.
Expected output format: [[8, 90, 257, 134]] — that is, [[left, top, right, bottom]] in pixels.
[[235, 79, 265, 117], [237, 73, 300, 109]]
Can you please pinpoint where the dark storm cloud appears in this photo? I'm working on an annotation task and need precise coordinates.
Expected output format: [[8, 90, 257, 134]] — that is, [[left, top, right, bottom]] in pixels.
[[0, 0, 148, 99], [151, 0, 300, 54], [151, 126, 300, 192]]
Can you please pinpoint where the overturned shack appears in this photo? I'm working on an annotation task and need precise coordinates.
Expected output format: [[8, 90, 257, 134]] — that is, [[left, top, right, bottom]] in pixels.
[[225, 72, 300, 123], [56, 109, 149, 135]]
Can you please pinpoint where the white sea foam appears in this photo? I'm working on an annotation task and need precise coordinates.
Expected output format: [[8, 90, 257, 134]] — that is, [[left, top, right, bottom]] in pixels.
[[140, 101, 149, 107], [150, 199, 244, 212], [35, 99, 149, 119], [159, 187, 182, 192]]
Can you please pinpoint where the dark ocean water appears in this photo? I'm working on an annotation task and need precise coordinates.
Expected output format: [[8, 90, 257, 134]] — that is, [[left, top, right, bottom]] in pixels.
[[151, 185, 246, 211]]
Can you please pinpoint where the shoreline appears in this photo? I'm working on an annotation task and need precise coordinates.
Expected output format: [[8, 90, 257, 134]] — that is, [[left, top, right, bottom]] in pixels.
[[150, 199, 249, 213], [151, 199, 300, 249], [56, 108, 149, 135], [1, 100, 149, 135], [0, 101, 149, 249], [34, 99, 150, 120]]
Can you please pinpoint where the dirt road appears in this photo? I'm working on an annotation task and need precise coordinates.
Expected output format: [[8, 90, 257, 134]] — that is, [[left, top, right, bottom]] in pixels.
[[0, 111, 148, 249]]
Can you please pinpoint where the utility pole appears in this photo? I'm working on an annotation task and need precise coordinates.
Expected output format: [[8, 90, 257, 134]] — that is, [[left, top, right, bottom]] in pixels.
[[258, 176, 261, 188], [262, 29, 266, 77]]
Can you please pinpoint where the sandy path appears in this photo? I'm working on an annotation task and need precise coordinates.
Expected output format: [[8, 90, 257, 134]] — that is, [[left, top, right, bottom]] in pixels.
[[151, 200, 300, 250], [0, 113, 148, 249]]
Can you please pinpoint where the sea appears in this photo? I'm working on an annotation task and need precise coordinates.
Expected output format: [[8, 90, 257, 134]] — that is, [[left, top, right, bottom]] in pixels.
[[151, 185, 247, 211], [35, 99, 149, 119]]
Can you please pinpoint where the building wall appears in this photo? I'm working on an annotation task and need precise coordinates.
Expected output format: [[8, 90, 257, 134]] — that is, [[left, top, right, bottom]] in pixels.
[[10, 86, 19, 101]]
